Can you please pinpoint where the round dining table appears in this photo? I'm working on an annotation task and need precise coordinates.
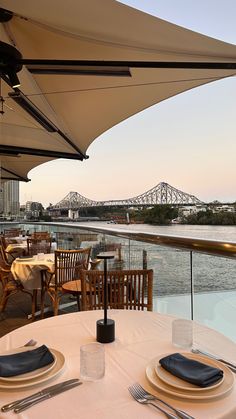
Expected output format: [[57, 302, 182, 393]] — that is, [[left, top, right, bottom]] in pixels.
[[0, 310, 235, 419], [10, 254, 55, 290]]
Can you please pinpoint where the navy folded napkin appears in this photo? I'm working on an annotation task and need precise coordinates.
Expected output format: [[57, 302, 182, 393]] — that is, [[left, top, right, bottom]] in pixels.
[[159, 353, 224, 387], [0, 345, 54, 378]]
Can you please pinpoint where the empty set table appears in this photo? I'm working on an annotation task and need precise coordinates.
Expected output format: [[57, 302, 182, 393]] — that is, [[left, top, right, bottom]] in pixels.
[[0, 310, 236, 418]]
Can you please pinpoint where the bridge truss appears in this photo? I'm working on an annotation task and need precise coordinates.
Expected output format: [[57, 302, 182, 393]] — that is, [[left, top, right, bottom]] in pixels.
[[50, 182, 202, 211]]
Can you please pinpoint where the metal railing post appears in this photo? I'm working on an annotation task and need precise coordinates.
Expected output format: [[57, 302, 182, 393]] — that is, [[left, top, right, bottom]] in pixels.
[[190, 251, 194, 321]]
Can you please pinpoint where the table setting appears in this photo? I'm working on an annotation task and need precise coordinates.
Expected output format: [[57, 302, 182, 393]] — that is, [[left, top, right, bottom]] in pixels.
[[0, 340, 80, 414], [0, 310, 236, 418]]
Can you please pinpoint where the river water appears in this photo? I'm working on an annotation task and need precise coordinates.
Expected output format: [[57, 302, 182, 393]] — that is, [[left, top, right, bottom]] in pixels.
[[75, 222, 236, 297], [87, 222, 236, 241], [22, 221, 236, 297]]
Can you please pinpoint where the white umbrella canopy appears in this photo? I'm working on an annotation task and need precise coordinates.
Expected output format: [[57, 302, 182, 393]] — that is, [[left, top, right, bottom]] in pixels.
[[0, 0, 236, 182]]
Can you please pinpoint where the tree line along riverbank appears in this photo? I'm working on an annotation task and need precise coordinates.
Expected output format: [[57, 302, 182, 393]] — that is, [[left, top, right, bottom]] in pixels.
[[130, 205, 236, 225]]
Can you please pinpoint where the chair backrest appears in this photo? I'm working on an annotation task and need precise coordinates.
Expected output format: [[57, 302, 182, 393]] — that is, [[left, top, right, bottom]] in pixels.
[[0, 236, 7, 250], [0, 243, 14, 266], [0, 245, 11, 268], [81, 269, 153, 311], [31, 231, 51, 240], [54, 248, 91, 288], [0, 245, 12, 287], [4, 228, 22, 237], [27, 238, 52, 256]]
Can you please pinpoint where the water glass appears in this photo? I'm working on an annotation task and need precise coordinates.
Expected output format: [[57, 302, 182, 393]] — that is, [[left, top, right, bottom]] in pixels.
[[80, 343, 105, 381], [37, 253, 44, 260], [172, 319, 193, 349]]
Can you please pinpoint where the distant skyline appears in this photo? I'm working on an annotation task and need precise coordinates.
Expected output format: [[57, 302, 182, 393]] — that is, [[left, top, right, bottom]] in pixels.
[[19, 1, 236, 207]]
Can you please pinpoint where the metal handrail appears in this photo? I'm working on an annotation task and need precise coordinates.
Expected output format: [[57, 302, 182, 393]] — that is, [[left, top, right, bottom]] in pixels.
[[21, 221, 236, 259]]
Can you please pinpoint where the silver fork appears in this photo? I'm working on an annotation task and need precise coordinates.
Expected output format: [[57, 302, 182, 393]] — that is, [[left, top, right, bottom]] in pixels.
[[131, 383, 195, 419], [128, 384, 178, 419]]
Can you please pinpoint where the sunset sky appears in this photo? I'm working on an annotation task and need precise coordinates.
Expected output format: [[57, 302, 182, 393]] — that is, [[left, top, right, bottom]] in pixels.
[[20, 0, 236, 207]]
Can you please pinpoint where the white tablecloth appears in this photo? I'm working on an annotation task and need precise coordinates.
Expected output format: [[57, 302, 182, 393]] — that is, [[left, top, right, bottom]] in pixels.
[[11, 254, 55, 290], [0, 310, 235, 419], [6, 243, 27, 261], [6, 236, 28, 244]]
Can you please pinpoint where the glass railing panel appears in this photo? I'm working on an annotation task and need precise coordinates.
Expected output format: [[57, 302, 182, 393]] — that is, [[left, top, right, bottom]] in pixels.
[[0, 222, 21, 234], [142, 243, 192, 318], [89, 233, 128, 271], [13, 221, 236, 342], [192, 252, 236, 342], [101, 235, 193, 319], [19, 223, 102, 250]]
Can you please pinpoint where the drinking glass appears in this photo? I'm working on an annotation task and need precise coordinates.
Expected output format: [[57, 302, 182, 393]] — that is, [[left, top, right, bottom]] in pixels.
[[172, 319, 193, 349], [80, 342, 105, 381]]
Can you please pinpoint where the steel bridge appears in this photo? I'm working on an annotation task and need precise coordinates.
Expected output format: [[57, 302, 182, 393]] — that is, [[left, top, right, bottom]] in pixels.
[[49, 182, 202, 211]]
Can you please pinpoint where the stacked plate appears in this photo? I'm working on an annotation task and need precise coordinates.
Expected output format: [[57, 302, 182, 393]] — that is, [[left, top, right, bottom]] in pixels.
[[16, 256, 35, 262], [146, 352, 234, 400], [0, 347, 65, 390]]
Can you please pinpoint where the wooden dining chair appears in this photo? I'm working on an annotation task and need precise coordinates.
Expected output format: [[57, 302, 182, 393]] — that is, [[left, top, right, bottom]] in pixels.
[[0, 253, 37, 320], [31, 232, 51, 240], [45, 248, 91, 315], [80, 269, 153, 311], [3, 228, 22, 238], [27, 238, 52, 256], [0, 241, 16, 265]]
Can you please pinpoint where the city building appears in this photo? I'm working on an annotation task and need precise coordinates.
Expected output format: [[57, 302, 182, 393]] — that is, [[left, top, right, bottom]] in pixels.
[[211, 205, 235, 213], [178, 204, 207, 217], [0, 180, 20, 218], [25, 201, 44, 219]]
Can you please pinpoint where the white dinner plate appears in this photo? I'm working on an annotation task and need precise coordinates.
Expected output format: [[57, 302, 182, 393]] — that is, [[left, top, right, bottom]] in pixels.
[[0, 347, 57, 382], [146, 353, 234, 401], [0, 349, 65, 390], [155, 353, 224, 391]]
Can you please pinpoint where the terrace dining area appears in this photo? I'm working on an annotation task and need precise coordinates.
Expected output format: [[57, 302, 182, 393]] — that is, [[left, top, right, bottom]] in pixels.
[[0, 224, 236, 418]]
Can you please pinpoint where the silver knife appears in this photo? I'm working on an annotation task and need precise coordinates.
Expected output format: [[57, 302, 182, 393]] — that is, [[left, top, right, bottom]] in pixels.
[[14, 381, 82, 413], [1, 378, 80, 412], [192, 349, 236, 372]]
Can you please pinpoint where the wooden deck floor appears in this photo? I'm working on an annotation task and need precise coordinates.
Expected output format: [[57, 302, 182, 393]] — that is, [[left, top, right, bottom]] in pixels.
[[0, 287, 78, 338]]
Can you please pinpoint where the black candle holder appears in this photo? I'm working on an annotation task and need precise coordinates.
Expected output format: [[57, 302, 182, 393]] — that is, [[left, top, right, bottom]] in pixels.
[[96, 252, 115, 343]]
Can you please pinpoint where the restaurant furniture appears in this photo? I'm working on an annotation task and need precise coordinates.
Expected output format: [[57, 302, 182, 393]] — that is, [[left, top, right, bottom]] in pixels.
[[10, 254, 55, 320], [0, 236, 8, 250], [0, 254, 36, 319], [3, 228, 22, 238], [80, 268, 153, 311], [0, 237, 26, 263], [45, 248, 91, 316], [92, 242, 122, 263], [27, 238, 52, 256], [0, 310, 235, 418], [31, 232, 51, 240], [11, 254, 55, 291], [95, 252, 116, 343], [62, 279, 91, 311], [0, 242, 15, 265], [89, 258, 102, 270], [56, 232, 98, 250]]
